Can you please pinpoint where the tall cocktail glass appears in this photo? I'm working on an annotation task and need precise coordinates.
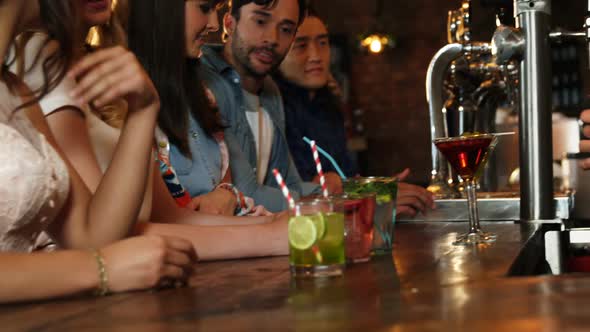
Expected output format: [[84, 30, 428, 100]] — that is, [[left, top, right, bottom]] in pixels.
[[342, 177, 398, 254], [434, 134, 498, 245], [331, 193, 376, 263]]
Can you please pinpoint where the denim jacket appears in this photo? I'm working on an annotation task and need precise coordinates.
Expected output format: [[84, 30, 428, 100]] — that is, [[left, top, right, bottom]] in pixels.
[[199, 45, 318, 211], [169, 114, 222, 197]]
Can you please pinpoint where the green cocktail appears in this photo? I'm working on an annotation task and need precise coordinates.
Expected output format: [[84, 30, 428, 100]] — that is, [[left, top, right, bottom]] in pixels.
[[289, 200, 345, 277]]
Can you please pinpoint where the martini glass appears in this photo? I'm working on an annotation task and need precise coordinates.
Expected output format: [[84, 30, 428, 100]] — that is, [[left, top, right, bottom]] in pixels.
[[434, 134, 498, 245]]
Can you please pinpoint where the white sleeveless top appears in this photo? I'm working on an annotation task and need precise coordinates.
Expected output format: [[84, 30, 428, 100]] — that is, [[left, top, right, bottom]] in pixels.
[[13, 33, 121, 173], [0, 82, 69, 252], [13, 33, 153, 221]]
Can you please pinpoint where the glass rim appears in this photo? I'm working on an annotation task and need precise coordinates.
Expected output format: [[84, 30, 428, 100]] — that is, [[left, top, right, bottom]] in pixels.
[[342, 176, 398, 184], [328, 192, 376, 199], [433, 133, 496, 144], [295, 198, 334, 206]]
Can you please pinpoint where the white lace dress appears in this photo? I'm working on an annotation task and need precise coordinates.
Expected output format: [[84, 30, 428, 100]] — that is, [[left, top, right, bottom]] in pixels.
[[0, 82, 69, 252]]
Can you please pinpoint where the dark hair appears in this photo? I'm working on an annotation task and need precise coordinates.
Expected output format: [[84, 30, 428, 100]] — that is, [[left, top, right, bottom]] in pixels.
[[230, 0, 307, 25], [128, 0, 225, 157], [306, 2, 319, 18], [7, 0, 78, 111]]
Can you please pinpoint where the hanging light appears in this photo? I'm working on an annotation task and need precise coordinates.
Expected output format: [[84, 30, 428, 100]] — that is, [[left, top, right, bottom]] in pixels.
[[360, 34, 395, 54], [359, 0, 395, 54]]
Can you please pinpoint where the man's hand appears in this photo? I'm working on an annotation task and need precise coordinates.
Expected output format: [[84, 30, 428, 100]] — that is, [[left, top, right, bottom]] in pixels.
[[393, 168, 436, 218], [313, 172, 343, 194]]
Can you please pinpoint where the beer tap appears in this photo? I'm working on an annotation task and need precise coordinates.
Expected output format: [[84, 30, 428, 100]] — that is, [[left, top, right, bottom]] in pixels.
[[426, 0, 494, 198], [491, 0, 555, 222], [413, 0, 576, 224]]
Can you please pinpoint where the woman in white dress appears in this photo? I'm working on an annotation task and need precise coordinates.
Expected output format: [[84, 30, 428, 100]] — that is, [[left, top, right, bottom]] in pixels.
[[0, 0, 196, 302]]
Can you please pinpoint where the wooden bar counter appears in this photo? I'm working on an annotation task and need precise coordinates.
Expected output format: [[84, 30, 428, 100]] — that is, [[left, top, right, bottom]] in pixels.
[[3, 222, 590, 331]]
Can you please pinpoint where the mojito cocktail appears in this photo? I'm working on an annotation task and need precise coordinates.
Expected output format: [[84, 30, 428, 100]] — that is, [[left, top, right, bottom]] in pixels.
[[289, 200, 345, 277]]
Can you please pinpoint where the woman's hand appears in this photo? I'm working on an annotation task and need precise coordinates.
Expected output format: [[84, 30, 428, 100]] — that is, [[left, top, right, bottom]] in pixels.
[[271, 210, 290, 223], [247, 205, 273, 216], [186, 188, 237, 216], [100, 235, 197, 293], [67, 46, 159, 111]]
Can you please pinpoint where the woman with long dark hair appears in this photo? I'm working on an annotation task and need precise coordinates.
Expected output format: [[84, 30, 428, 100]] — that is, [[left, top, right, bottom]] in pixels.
[[16, 0, 289, 261], [128, 0, 266, 215], [0, 0, 196, 303], [129, 0, 302, 214], [128, 0, 241, 214]]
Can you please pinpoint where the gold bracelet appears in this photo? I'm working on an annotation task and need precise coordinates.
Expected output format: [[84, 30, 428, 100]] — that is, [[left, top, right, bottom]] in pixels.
[[92, 249, 109, 296]]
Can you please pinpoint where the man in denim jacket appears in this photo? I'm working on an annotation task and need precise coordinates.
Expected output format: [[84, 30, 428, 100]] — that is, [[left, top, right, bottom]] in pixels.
[[199, 0, 317, 212]]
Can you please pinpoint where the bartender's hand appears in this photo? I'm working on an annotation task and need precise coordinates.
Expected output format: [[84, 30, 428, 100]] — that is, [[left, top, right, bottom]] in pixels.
[[579, 109, 590, 169], [393, 168, 436, 218], [313, 172, 343, 194]]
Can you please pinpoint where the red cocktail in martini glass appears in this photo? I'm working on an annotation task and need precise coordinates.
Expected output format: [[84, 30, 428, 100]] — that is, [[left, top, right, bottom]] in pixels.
[[434, 133, 498, 245]]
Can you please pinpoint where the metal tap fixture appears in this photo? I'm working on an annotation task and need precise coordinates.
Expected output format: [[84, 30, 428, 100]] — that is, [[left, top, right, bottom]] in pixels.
[[491, 0, 555, 222], [417, 0, 580, 224], [426, 0, 513, 197], [515, 0, 554, 222]]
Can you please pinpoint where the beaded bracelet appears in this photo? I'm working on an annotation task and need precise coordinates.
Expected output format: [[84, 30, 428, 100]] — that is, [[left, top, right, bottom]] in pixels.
[[216, 183, 247, 215], [92, 249, 109, 296]]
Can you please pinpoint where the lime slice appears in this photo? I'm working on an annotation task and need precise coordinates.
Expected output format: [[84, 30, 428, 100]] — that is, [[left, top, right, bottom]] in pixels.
[[376, 194, 391, 204], [309, 213, 326, 240], [288, 216, 317, 250]]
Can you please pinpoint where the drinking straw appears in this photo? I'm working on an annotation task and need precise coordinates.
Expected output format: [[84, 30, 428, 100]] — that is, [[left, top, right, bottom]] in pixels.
[[272, 169, 295, 211], [302, 136, 347, 180], [309, 140, 329, 198], [375, 225, 391, 250]]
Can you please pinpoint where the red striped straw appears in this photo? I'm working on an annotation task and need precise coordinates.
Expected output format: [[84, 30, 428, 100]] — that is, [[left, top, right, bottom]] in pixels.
[[272, 169, 295, 211], [309, 140, 329, 198]]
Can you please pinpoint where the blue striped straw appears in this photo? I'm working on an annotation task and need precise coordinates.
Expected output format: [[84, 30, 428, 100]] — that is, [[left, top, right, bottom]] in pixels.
[[303, 137, 347, 180]]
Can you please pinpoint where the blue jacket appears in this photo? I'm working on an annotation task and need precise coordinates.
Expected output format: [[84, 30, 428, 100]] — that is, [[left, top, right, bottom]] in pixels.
[[199, 45, 318, 211], [169, 114, 222, 197]]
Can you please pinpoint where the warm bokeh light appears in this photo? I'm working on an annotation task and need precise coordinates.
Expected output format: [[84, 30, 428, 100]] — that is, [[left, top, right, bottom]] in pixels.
[[360, 34, 394, 54], [369, 39, 383, 53]]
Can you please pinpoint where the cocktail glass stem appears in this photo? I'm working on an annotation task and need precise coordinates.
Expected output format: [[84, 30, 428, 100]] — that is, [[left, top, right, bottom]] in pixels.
[[465, 179, 479, 234], [452, 178, 497, 245]]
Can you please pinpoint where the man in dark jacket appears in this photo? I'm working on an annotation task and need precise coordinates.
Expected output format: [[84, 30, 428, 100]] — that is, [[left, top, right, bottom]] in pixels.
[[275, 9, 436, 217]]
